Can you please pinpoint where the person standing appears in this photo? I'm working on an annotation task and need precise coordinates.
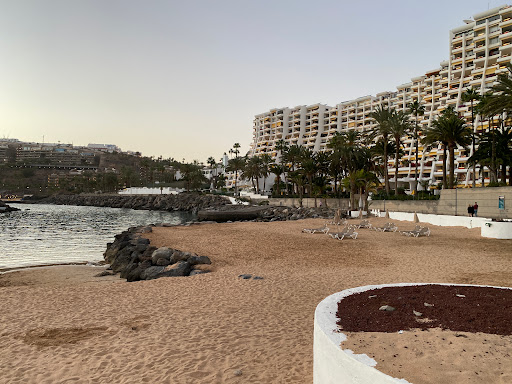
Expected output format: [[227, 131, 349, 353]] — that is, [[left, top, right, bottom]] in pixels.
[[473, 202, 478, 217], [467, 204, 474, 217]]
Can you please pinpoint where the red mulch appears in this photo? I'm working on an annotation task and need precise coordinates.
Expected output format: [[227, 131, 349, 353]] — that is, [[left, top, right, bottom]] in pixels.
[[336, 285, 512, 336]]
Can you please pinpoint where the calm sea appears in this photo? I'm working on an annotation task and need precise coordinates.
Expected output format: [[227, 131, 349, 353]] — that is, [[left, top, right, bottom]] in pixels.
[[0, 203, 194, 270]]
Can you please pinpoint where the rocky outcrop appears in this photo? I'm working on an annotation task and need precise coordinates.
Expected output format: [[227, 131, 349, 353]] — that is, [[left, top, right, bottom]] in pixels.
[[0, 200, 20, 213], [103, 225, 212, 282], [36, 193, 230, 213]]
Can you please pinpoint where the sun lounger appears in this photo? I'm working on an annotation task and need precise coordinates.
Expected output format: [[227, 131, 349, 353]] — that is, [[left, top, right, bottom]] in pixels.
[[328, 226, 358, 240], [302, 224, 329, 234], [371, 222, 398, 232], [400, 225, 430, 237], [353, 219, 371, 229]]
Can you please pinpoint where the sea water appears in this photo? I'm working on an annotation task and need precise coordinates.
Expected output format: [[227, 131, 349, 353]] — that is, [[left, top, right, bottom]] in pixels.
[[0, 203, 194, 270]]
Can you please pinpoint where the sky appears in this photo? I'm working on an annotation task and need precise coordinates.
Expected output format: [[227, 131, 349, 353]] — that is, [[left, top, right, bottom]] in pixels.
[[0, 0, 506, 162]]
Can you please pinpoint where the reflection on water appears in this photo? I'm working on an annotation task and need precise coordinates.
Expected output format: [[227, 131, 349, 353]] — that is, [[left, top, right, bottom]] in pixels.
[[0, 203, 193, 270]]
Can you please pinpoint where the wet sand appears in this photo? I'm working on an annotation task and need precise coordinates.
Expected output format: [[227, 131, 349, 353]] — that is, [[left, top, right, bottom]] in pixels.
[[0, 217, 511, 383]]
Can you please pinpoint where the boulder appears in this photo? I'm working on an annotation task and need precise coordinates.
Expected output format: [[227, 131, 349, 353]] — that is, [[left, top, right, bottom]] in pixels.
[[170, 250, 193, 264], [151, 247, 173, 264], [187, 255, 211, 265], [111, 249, 138, 273], [156, 258, 171, 266], [140, 266, 166, 280], [140, 261, 191, 280]]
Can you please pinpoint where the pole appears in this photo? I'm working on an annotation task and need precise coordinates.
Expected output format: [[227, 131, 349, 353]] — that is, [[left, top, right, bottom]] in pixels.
[[455, 188, 458, 216]]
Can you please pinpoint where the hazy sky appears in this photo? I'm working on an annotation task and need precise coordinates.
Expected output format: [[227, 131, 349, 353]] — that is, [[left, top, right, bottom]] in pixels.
[[0, 0, 505, 162]]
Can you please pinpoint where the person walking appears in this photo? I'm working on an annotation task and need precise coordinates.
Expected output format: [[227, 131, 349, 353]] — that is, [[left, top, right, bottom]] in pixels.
[[473, 202, 478, 217], [467, 204, 474, 217]]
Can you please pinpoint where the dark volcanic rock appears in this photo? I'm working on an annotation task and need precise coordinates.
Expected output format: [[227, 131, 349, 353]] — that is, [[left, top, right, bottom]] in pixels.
[[0, 200, 20, 213], [187, 255, 211, 265], [36, 192, 230, 213]]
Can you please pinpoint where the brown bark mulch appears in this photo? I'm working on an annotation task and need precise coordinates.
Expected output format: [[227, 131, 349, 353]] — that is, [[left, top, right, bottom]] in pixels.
[[336, 285, 512, 336]]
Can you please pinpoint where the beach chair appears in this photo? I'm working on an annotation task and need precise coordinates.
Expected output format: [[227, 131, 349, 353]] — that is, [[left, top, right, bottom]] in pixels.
[[329, 226, 358, 240], [410, 226, 430, 237], [353, 219, 371, 229], [372, 222, 398, 232], [399, 225, 425, 237], [302, 224, 330, 234]]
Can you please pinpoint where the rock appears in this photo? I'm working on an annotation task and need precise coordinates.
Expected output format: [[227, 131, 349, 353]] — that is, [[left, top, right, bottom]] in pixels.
[[156, 258, 171, 266], [234, 369, 242, 377], [252, 276, 263, 280], [140, 266, 166, 280], [126, 266, 144, 282], [456, 294, 466, 298], [368, 295, 377, 299], [111, 248, 137, 273], [151, 247, 173, 264], [170, 250, 192, 264], [413, 310, 423, 317], [120, 262, 138, 279], [379, 305, 396, 312], [424, 302, 434, 307], [94, 270, 115, 277], [187, 255, 211, 265], [238, 274, 252, 279], [189, 270, 208, 276], [161, 261, 191, 277], [140, 262, 191, 280]]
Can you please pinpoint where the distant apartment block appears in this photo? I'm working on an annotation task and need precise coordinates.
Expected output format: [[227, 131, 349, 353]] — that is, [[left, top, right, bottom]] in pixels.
[[87, 144, 121, 153], [249, 5, 512, 190]]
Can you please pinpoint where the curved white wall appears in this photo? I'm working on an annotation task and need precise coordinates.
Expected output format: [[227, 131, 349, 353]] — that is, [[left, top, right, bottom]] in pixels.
[[314, 283, 511, 384], [481, 221, 512, 239]]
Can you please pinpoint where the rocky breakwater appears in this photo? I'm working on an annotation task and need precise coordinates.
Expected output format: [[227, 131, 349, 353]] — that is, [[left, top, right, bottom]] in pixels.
[[198, 205, 339, 222], [103, 225, 212, 282], [0, 200, 20, 213], [39, 193, 229, 213]]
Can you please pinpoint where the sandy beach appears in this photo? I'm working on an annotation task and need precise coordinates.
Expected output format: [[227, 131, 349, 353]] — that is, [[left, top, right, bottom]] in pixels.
[[0, 217, 511, 383]]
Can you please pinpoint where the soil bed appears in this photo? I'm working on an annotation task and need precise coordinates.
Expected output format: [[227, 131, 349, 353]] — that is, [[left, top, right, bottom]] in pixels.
[[336, 285, 512, 335]]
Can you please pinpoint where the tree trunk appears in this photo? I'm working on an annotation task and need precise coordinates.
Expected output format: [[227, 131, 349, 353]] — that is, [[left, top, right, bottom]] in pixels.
[[383, 135, 390, 195], [449, 143, 455, 189], [442, 144, 448, 189], [395, 141, 400, 195], [414, 118, 419, 196]]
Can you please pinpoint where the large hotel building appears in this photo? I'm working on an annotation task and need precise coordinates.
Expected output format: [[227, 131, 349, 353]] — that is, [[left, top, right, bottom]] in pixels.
[[248, 5, 512, 190]]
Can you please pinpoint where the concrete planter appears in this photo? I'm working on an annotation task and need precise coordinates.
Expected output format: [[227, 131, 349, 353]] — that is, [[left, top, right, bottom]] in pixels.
[[313, 283, 511, 384]]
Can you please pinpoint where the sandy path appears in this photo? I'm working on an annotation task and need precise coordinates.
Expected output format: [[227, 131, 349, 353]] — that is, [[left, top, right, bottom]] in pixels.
[[0, 217, 511, 383]]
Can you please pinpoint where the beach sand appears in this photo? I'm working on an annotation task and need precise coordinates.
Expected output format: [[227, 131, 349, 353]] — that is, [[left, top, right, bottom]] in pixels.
[[0, 217, 511, 383]]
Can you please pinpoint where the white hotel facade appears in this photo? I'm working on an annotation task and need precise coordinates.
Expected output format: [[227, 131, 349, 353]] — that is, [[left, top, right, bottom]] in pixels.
[[248, 5, 512, 191]]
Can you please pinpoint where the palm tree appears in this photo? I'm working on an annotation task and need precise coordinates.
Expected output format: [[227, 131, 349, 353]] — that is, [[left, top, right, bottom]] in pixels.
[[259, 153, 273, 194], [461, 87, 481, 187], [300, 149, 318, 205], [388, 110, 411, 194], [242, 156, 262, 193], [226, 156, 246, 195], [370, 106, 392, 194], [269, 163, 284, 196], [284, 144, 304, 194], [207, 156, 217, 190], [275, 139, 289, 194], [408, 100, 425, 195], [427, 109, 472, 188]]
